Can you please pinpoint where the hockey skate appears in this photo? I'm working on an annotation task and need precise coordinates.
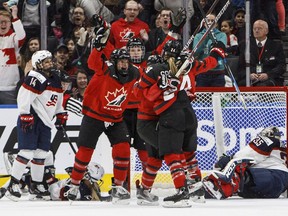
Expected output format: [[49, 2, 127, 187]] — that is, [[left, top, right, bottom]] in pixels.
[[136, 180, 159, 206], [162, 186, 192, 208], [0, 187, 7, 199], [5, 180, 21, 202], [29, 182, 51, 201], [186, 179, 206, 203], [110, 184, 130, 205], [65, 184, 79, 201]]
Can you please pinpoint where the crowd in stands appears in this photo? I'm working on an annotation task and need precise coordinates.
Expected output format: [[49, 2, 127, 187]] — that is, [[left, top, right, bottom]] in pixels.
[[1, 0, 288, 104]]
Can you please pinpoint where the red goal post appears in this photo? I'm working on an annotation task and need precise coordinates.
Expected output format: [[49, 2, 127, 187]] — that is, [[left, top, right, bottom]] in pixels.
[[130, 86, 288, 189]]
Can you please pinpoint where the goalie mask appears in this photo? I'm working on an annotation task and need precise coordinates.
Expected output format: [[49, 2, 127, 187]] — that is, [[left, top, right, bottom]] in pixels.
[[259, 126, 282, 140], [86, 162, 105, 182], [127, 38, 145, 64]]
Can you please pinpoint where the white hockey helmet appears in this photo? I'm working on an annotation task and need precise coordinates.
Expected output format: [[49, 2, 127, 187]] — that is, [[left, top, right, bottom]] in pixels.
[[86, 162, 105, 182], [31, 50, 52, 69]]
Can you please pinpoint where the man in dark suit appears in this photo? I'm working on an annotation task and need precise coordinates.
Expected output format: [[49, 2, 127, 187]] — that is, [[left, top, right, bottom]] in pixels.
[[237, 19, 286, 86]]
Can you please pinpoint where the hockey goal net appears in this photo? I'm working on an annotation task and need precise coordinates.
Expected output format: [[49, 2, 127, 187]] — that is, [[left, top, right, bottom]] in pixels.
[[130, 87, 288, 189]]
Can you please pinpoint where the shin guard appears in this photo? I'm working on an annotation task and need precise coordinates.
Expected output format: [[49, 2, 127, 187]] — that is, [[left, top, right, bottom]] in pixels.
[[112, 142, 130, 186], [71, 146, 94, 185]]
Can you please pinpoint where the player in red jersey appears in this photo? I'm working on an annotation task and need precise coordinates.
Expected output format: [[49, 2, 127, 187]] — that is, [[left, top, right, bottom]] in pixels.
[[65, 18, 140, 205], [136, 39, 226, 207]]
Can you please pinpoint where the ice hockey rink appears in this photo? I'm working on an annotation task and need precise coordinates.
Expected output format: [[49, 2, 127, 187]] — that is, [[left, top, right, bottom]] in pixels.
[[0, 194, 287, 216]]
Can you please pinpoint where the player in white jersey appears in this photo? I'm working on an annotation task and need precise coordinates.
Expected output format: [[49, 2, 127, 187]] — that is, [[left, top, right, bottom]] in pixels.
[[202, 126, 288, 199], [5, 50, 68, 202]]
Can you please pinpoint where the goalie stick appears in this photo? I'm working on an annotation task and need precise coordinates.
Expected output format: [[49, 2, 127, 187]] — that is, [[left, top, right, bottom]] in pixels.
[[175, 0, 231, 78], [194, 0, 247, 110]]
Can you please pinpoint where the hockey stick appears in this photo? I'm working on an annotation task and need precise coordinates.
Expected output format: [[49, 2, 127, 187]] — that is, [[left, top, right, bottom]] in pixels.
[[182, 0, 220, 51], [175, 0, 231, 78], [61, 126, 77, 154], [0, 174, 11, 178], [194, 0, 247, 110]]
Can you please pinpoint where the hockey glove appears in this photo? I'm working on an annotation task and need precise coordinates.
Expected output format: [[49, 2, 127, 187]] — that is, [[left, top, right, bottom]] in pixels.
[[93, 25, 111, 50], [55, 112, 68, 130], [209, 41, 226, 60], [214, 154, 233, 171], [157, 73, 180, 90], [20, 114, 34, 133], [169, 7, 187, 34]]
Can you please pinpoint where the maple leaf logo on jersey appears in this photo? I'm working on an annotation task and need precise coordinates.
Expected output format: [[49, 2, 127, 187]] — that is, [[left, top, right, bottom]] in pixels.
[[105, 87, 127, 107], [0, 50, 10, 64], [120, 28, 134, 40]]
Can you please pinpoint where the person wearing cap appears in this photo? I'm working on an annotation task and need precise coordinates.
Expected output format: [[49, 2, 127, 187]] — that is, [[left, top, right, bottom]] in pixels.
[[53, 44, 74, 75]]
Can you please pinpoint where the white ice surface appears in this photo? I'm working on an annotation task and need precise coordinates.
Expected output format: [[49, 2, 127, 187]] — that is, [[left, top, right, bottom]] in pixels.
[[0, 193, 288, 216]]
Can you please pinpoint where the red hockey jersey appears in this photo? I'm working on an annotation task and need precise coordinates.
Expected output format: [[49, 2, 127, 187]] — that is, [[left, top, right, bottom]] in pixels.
[[85, 48, 140, 122]]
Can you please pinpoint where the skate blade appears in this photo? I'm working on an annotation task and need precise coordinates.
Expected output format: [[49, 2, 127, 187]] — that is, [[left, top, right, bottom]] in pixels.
[[5, 191, 20, 202], [112, 197, 130, 205], [137, 199, 159, 206], [29, 194, 51, 201], [190, 195, 206, 203], [162, 199, 192, 208]]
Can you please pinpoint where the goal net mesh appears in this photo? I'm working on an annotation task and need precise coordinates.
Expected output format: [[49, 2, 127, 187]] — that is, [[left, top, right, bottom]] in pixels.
[[130, 87, 287, 189]]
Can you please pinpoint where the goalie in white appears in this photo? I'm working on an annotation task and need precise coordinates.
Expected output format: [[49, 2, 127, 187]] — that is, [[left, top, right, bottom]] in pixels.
[[203, 126, 288, 199]]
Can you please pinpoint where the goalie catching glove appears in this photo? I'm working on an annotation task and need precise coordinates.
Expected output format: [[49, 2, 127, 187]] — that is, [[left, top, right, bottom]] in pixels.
[[55, 112, 68, 130], [92, 14, 110, 51], [20, 114, 34, 133], [209, 41, 226, 60]]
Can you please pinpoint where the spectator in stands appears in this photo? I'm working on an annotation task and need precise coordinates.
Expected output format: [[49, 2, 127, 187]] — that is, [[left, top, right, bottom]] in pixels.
[[19, 37, 40, 75], [117, 0, 157, 27], [154, 0, 194, 22], [276, 0, 286, 35], [74, 0, 114, 23], [189, 0, 210, 35], [70, 69, 88, 102], [251, 0, 281, 39], [61, 6, 86, 40], [0, 5, 25, 104], [53, 43, 78, 77], [220, 19, 238, 56], [109, 0, 150, 49], [146, 8, 171, 53], [237, 19, 285, 86], [193, 13, 227, 87], [232, 7, 245, 44]]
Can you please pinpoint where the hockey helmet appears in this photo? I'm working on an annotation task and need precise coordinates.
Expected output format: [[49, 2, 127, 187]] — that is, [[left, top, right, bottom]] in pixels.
[[31, 50, 52, 69], [147, 55, 163, 66], [110, 48, 130, 62], [259, 126, 282, 140], [110, 49, 130, 76], [127, 38, 145, 64], [86, 162, 105, 182], [162, 40, 183, 58]]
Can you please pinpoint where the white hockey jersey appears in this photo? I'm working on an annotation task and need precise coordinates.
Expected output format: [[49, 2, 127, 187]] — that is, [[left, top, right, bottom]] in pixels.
[[17, 70, 65, 128], [234, 135, 288, 173], [0, 18, 26, 91]]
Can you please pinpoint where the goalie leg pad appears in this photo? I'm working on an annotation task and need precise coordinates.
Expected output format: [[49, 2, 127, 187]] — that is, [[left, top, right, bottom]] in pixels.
[[203, 171, 240, 199]]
